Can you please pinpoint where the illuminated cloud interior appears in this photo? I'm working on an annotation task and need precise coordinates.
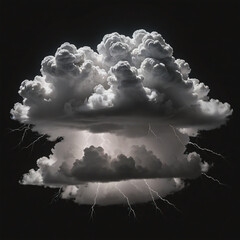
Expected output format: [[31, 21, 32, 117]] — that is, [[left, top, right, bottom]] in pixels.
[[11, 30, 232, 205]]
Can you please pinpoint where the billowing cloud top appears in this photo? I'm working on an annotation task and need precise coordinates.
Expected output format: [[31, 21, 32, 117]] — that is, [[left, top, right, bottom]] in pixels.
[[11, 30, 232, 205], [11, 30, 232, 136]]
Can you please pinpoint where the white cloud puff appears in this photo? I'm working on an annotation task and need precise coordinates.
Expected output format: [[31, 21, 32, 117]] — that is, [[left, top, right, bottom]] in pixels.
[[11, 30, 232, 134]]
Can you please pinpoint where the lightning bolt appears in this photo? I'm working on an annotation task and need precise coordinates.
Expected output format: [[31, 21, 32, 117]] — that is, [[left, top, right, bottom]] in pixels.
[[169, 124, 185, 147], [23, 134, 46, 150], [148, 123, 157, 137], [99, 133, 111, 147], [115, 183, 136, 218], [148, 123, 162, 141], [144, 180, 163, 214], [188, 142, 224, 159], [18, 125, 30, 146], [50, 187, 62, 204], [90, 183, 100, 219], [202, 173, 228, 187], [144, 180, 181, 213], [169, 125, 224, 159], [9, 124, 29, 133]]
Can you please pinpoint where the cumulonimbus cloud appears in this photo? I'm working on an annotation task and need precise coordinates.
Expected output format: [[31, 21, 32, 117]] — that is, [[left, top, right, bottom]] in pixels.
[[12, 30, 232, 205]]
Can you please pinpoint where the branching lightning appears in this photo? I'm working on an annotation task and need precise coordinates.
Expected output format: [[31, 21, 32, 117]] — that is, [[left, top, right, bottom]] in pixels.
[[144, 179, 181, 213], [202, 173, 228, 187], [144, 179, 163, 214], [169, 125, 224, 159], [90, 183, 101, 219], [9, 124, 31, 147], [170, 124, 228, 187], [9, 124, 29, 133], [115, 183, 136, 218]]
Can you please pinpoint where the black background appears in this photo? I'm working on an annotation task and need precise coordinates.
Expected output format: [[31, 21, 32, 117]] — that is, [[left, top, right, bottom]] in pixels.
[[1, 0, 240, 239]]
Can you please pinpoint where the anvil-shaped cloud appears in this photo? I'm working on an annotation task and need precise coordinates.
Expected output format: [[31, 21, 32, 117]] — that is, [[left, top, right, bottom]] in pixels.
[[11, 30, 232, 205]]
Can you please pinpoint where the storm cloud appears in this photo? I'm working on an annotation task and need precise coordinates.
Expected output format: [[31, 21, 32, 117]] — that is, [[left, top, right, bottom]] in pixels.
[[12, 30, 232, 205]]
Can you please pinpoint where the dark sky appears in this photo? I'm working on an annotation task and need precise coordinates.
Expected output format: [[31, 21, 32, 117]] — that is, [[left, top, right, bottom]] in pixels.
[[1, 0, 240, 239]]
